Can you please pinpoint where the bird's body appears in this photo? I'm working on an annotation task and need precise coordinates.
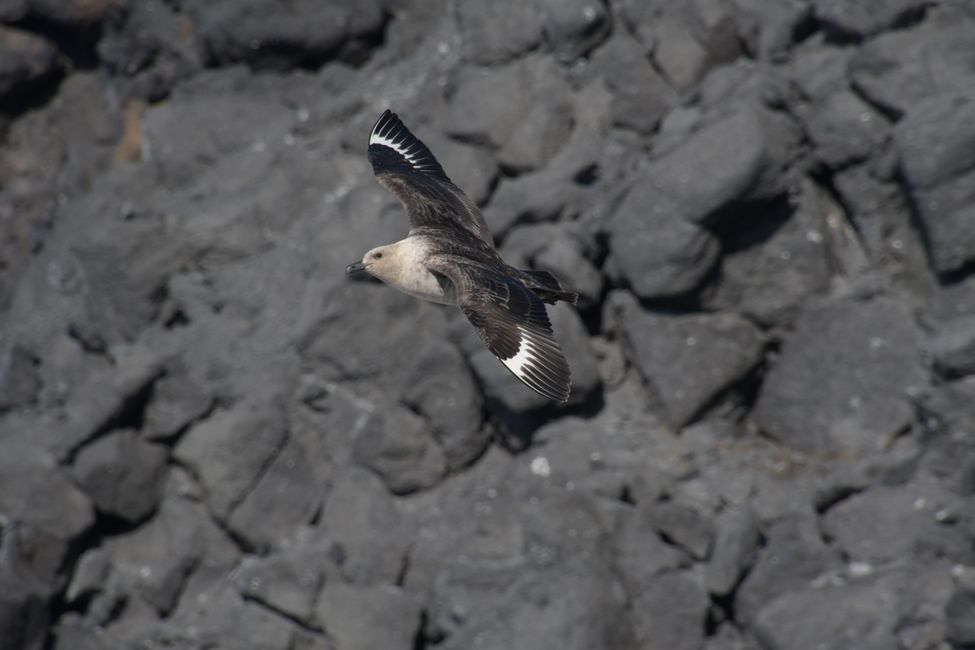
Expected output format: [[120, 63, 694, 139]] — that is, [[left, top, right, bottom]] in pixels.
[[347, 110, 578, 402]]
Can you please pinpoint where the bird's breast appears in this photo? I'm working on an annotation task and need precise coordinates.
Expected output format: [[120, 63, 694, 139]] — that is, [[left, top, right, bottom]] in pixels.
[[391, 268, 456, 305]]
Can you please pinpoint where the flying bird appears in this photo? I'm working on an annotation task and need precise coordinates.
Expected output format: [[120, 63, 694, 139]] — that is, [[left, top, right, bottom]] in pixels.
[[346, 110, 578, 402]]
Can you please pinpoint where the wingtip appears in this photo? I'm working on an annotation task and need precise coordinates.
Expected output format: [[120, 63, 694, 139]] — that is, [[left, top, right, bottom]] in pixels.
[[367, 109, 452, 183]]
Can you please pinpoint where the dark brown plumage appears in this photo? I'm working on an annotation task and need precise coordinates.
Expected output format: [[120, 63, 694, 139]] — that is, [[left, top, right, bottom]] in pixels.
[[350, 109, 577, 402]]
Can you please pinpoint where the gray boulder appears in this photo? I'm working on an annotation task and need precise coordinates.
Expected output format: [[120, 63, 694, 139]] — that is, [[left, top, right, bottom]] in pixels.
[[591, 34, 677, 135], [704, 178, 833, 327], [812, 0, 928, 38], [538, 0, 610, 63], [0, 437, 94, 586], [753, 579, 897, 650], [850, 9, 975, 118], [0, 531, 49, 650], [707, 506, 761, 596], [174, 397, 288, 521], [646, 104, 800, 225], [233, 548, 324, 626], [926, 315, 975, 379], [754, 296, 926, 452], [352, 404, 447, 495], [318, 467, 411, 587], [735, 513, 839, 624], [70, 429, 168, 523], [606, 185, 720, 300], [187, 0, 386, 67], [454, 0, 542, 64], [821, 477, 973, 565], [614, 292, 767, 428], [946, 588, 975, 647], [317, 583, 422, 650], [0, 26, 60, 100], [894, 92, 975, 274], [631, 570, 709, 650]]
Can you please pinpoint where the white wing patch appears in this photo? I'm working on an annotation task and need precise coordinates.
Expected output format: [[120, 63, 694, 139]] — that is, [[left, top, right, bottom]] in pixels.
[[367, 110, 451, 182], [499, 326, 570, 402], [369, 128, 423, 165], [501, 326, 538, 377]]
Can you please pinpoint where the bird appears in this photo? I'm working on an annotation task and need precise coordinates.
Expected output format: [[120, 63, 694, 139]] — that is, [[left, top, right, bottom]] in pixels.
[[346, 109, 578, 402]]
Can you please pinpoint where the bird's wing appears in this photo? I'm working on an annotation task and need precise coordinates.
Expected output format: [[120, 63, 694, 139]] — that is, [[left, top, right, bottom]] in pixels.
[[368, 110, 493, 245], [430, 258, 571, 402]]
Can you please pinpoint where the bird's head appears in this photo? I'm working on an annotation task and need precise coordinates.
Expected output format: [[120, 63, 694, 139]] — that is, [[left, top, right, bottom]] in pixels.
[[346, 244, 397, 282]]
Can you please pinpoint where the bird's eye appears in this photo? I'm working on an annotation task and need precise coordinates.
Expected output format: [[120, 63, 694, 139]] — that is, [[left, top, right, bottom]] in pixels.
[[374, 252, 383, 259]]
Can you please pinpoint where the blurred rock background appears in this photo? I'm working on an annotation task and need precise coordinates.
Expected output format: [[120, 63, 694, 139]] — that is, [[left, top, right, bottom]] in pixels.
[[1, 0, 975, 648]]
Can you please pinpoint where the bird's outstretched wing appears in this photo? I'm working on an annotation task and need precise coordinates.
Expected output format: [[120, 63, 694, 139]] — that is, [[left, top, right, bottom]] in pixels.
[[430, 258, 571, 402], [368, 110, 493, 245]]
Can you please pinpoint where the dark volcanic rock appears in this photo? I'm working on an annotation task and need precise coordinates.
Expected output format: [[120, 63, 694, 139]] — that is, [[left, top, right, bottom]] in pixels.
[[894, 91, 975, 274], [143, 361, 214, 440], [821, 476, 973, 565], [754, 296, 926, 452], [233, 548, 324, 625], [707, 506, 761, 596], [139, 577, 295, 650], [406, 451, 633, 650], [803, 90, 889, 169], [0, 437, 94, 586], [0, 535, 49, 650], [649, 501, 714, 561], [736, 513, 839, 625], [187, 0, 386, 67], [895, 92, 975, 191], [849, 9, 975, 118], [946, 588, 975, 647], [71, 429, 168, 523], [24, 0, 119, 24], [606, 184, 720, 300], [705, 179, 833, 326], [927, 316, 975, 379], [619, 0, 742, 90], [646, 104, 801, 225], [632, 570, 709, 650], [614, 292, 766, 428], [319, 467, 411, 587], [174, 397, 288, 521], [0, 26, 60, 101], [613, 505, 688, 598], [538, 0, 610, 63], [591, 34, 677, 135], [0, 344, 39, 411], [228, 433, 324, 550], [731, 0, 810, 60], [754, 578, 897, 650], [97, 0, 203, 101], [755, 565, 956, 650], [401, 339, 488, 471], [352, 403, 446, 495], [812, 0, 927, 38], [317, 583, 421, 650], [788, 41, 893, 167], [0, 0, 27, 21], [455, 0, 542, 64], [102, 495, 229, 615]]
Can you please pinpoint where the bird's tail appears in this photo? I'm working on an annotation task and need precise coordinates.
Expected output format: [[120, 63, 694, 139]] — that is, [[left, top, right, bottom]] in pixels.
[[520, 269, 579, 305]]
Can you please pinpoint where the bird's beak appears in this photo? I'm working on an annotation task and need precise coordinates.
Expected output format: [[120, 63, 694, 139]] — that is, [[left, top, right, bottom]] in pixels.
[[346, 261, 366, 276]]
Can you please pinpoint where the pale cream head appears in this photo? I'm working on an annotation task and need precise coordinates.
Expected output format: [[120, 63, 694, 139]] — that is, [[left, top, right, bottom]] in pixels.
[[359, 243, 400, 283]]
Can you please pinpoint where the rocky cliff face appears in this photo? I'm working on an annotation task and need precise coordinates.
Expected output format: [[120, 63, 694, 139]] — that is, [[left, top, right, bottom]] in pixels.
[[2, 1, 975, 648]]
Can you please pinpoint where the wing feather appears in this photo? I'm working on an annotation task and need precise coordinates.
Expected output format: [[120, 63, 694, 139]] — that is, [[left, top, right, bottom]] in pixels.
[[367, 110, 493, 244], [431, 259, 571, 402]]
